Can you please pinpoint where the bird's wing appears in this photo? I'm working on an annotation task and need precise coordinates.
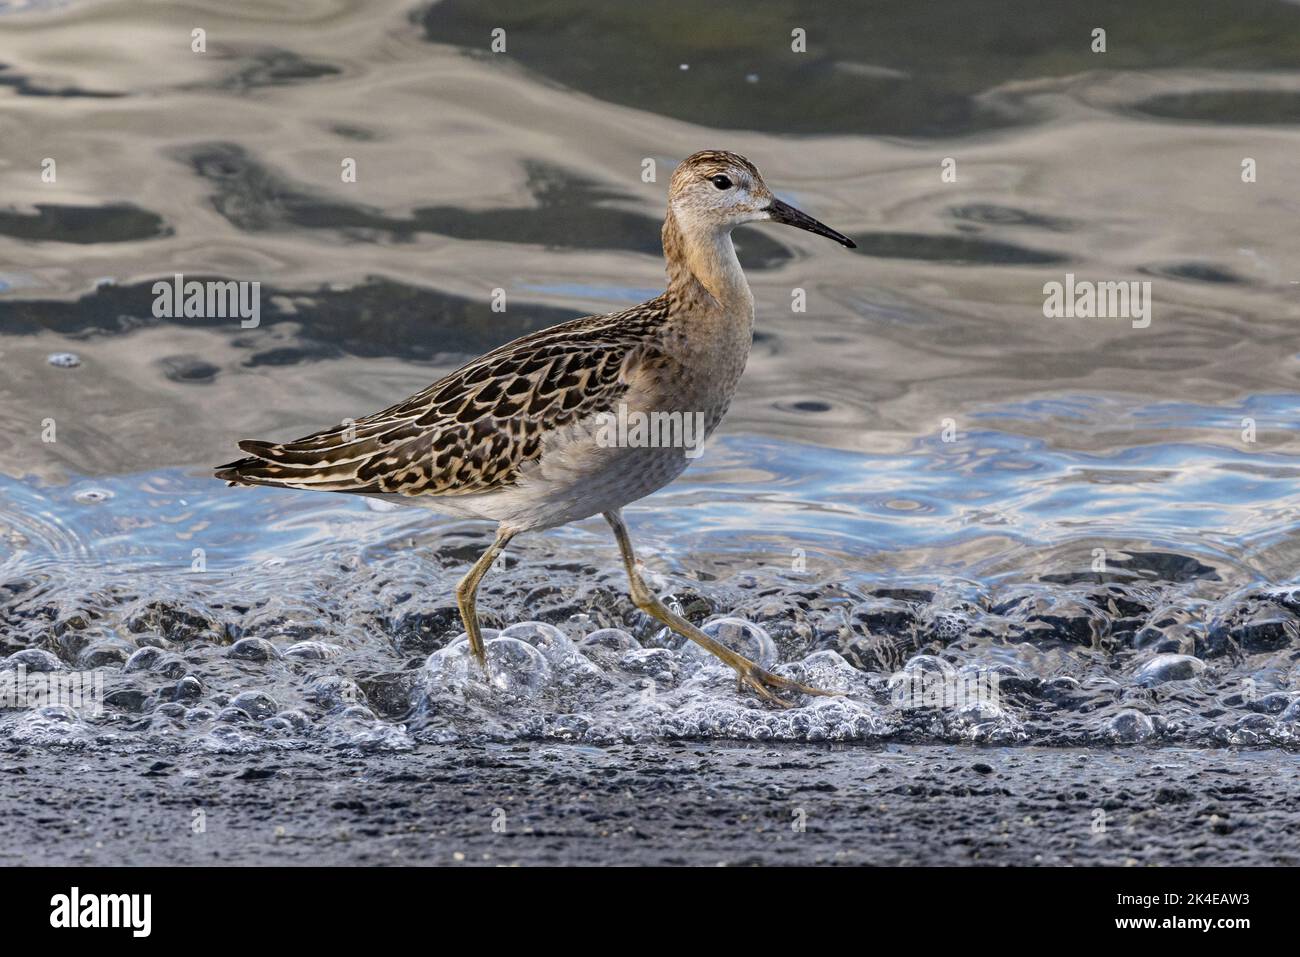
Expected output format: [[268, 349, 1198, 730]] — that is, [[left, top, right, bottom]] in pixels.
[[214, 299, 671, 497]]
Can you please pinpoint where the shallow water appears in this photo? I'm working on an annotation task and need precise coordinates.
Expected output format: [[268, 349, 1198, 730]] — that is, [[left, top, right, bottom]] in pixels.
[[2, 0, 1300, 752]]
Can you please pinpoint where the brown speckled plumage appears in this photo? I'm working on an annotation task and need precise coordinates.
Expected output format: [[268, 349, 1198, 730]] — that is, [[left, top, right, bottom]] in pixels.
[[216, 296, 673, 498], [216, 150, 855, 705]]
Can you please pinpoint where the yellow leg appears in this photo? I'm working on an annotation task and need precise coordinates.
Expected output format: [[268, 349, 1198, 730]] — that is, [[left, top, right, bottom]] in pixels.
[[603, 510, 834, 708], [455, 525, 515, 670]]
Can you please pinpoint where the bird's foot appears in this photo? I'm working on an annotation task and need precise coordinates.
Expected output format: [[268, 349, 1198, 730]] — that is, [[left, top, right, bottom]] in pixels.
[[734, 660, 840, 708]]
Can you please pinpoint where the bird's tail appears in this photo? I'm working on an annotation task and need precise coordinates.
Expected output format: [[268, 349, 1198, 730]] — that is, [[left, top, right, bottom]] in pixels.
[[214, 439, 383, 492]]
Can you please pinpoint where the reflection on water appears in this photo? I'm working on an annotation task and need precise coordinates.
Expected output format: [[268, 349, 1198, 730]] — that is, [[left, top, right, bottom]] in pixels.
[[1, 0, 1299, 747], [0, 203, 170, 243], [181, 144, 792, 265], [420, 0, 1300, 136]]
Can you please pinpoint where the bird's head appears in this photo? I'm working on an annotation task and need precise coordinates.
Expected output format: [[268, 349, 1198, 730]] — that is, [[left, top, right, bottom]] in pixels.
[[668, 149, 855, 248]]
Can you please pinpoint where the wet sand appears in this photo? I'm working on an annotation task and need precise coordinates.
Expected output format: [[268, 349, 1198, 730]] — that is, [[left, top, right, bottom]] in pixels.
[[4, 743, 1295, 866]]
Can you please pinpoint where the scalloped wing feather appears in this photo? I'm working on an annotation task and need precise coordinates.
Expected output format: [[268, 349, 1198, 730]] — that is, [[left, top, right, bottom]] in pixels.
[[214, 297, 672, 497]]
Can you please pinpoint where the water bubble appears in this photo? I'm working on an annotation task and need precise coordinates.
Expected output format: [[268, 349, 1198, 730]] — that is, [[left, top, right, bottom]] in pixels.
[[276, 710, 310, 730], [172, 675, 203, 702], [202, 724, 258, 752], [442, 629, 499, 653], [618, 648, 677, 680], [951, 700, 1019, 742], [423, 638, 478, 683], [422, 633, 552, 699], [104, 688, 150, 713], [1134, 653, 1206, 686], [1247, 691, 1292, 715], [674, 617, 776, 668], [33, 705, 76, 723], [501, 621, 607, 687], [483, 638, 550, 697], [578, 628, 640, 665], [123, 646, 166, 673], [2, 649, 65, 672], [10, 706, 91, 745], [305, 675, 362, 709], [337, 704, 376, 721], [227, 637, 280, 661], [318, 713, 413, 751], [900, 654, 956, 677], [184, 707, 215, 724], [1228, 713, 1277, 744], [545, 713, 593, 741], [1104, 708, 1156, 743], [792, 650, 867, 694], [499, 621, 576, 665], [73, 488, 113, 505], [283, 640, 341, 660], [77, 641, 131, 668], [153, 655, 189, 679], [229, 691, 278, 719], [886, 654, 956, 706]]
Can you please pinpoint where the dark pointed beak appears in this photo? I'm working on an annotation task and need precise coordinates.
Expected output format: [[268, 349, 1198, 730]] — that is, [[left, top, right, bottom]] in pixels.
[[766, 198, 856, 248]]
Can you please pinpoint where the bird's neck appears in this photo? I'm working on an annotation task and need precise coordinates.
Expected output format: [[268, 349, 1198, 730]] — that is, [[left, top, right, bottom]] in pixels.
[[662, 208, 753, 315]]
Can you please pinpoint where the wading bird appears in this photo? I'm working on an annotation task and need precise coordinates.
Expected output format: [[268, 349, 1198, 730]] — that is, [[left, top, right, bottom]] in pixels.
[[217, 150, 855, 705]]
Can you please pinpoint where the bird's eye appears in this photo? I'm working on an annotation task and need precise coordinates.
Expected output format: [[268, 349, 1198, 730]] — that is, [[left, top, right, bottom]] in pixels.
[[710, 174, 733, 190]]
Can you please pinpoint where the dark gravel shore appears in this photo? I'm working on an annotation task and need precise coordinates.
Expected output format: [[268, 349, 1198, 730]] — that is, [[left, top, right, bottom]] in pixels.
[[3, 743, 1295, 866]]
